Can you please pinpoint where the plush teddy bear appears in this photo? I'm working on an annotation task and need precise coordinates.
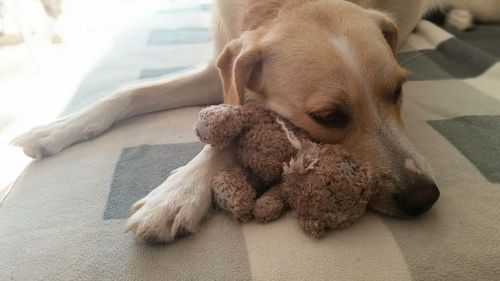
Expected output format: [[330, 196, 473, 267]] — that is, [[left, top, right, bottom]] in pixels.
[[195, 102, 376, 237]]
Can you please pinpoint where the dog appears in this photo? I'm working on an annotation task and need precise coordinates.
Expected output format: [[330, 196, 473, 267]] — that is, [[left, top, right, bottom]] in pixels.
[[11, 0, 500, 242]]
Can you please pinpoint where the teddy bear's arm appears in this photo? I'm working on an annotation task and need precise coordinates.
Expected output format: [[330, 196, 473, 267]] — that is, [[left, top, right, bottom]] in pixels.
[[196, 105, 246, 148], [212, 167, 257, 222]]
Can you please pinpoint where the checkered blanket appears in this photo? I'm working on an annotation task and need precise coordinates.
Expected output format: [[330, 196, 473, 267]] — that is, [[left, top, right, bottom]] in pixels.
[[1, 3, 500, 281]]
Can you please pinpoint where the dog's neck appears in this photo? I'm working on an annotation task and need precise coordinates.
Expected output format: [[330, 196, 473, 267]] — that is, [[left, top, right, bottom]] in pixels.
[[241, 0, 305, 31], [240, 0, 374, 31]]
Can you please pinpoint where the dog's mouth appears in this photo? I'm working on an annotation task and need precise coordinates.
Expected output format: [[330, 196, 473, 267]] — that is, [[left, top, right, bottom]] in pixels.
[[368, 203, 410, 219]]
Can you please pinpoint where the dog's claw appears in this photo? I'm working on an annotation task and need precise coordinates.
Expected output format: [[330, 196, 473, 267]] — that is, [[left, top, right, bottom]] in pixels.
[[128, 200, 145, 217], [124, 220, 138, 233], [171, 216, 184, 237], [134, 226, 148, 240]]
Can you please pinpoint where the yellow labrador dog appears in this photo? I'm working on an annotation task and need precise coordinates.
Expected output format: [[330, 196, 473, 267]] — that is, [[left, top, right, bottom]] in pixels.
[[12, 0, 500, 242]]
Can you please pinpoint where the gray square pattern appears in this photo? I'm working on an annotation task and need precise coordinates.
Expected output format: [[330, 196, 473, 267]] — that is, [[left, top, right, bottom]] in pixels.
[[103, 142, 204, 219], [428, 115, 500, 183], [147, 28, 210, 45]]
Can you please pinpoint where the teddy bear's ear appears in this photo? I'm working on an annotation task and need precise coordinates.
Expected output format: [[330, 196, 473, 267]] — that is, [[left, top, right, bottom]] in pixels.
[[216, 31, 264, 105]]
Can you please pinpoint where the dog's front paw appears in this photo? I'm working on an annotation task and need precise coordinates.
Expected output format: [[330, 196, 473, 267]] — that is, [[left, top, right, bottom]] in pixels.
[[11, 114, 111, 159], [125, 167, 212, 243], [11, 118, 75, 159], [126, 198, 197, 243]]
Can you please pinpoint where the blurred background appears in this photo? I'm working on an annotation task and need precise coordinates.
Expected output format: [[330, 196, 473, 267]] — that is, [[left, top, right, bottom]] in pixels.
[[0, 0, 213, 200]]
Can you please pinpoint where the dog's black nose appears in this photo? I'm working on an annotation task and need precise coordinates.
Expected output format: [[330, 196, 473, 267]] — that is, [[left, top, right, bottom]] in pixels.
[[396, 178, 440, 216]]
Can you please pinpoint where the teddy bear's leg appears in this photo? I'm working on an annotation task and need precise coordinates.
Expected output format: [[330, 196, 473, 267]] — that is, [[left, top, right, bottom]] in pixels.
[[299, 216, 352, 238], [253, 184, 287, 223], [299, 218, 328, 238], [212, 167, 256, 222]]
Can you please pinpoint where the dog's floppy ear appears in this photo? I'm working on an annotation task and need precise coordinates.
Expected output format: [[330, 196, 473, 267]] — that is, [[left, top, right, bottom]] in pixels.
[[369, 11, 399, 56], [216, 32, 263, 105]]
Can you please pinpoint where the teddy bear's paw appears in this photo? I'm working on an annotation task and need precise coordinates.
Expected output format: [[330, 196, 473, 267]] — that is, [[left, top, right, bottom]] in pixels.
[[196, 105, 243, 147], [253, 192, 286, 223], [299, 219, 328, 238]]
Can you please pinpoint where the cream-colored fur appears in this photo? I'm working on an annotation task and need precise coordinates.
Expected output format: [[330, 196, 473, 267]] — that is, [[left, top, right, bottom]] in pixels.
[[428, 0, 500, 30], [12, 0, 499, 242]]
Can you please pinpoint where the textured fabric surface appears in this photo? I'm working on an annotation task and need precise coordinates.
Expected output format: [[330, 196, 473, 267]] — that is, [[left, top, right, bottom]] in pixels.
[[103, 143, 204, 220], [1, 2, 500, 281]]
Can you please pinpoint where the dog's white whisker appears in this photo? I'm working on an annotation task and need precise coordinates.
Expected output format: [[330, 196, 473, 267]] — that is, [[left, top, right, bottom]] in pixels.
[[399, 52, 423, 67]]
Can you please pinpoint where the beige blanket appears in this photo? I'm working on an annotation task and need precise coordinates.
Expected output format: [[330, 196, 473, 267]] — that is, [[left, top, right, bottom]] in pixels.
[[1, 4, 500, 280]]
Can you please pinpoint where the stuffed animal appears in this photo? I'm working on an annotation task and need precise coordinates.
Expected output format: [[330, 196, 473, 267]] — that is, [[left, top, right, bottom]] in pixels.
[[195, 102, 376, 237]]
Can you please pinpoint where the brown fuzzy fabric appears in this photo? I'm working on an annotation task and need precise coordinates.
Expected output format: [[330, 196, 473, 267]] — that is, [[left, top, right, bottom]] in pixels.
[[212, 167, 257, 222], [239, 123, 297, 185], [283, 145, 375, 237], [196, 105, 244, 149], [253, 184, 287, 223], [197, 102, 300, 192], [197, 103, 376, 237]]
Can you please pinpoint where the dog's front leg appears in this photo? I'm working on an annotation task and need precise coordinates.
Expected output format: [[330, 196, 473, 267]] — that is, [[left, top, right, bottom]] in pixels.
[[11, 63, 221, 159], [126, 145, 235, 242]]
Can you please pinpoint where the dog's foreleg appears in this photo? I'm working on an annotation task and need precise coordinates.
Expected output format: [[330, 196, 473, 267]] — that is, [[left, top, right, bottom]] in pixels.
[[11, 63, 222, 158], [126, 144, 235, 242]]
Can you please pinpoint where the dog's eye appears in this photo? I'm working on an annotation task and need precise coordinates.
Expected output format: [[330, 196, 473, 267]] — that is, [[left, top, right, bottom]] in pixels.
[[309, 110, 350, 128], [392, 87, 402, 103]]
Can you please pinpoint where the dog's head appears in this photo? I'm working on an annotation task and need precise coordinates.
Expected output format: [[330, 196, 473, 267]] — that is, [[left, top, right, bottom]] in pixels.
[[216, 0, 439, 218]]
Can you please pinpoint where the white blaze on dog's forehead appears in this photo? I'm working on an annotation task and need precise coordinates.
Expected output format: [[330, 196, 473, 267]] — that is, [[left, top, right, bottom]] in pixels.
[[328, 36, 358, 75], [328, 36, 372, 97], [405, 158, 422, 174]]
